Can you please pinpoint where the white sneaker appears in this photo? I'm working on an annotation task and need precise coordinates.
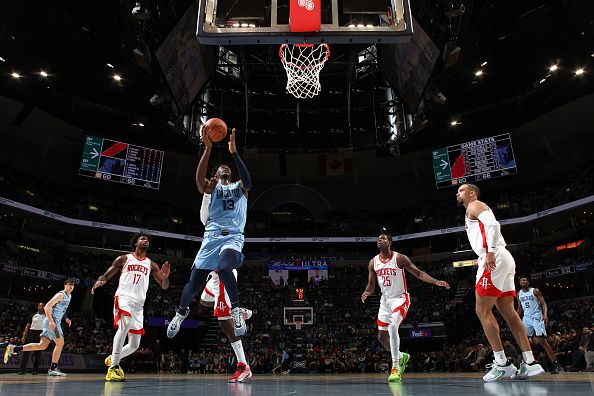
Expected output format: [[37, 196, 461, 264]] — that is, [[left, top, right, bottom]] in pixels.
[[48, 368, 66, 377], [482, 360, 517, 382], [167, 308, 189, 338], [513, 361, 545, 379], [242, 308, 252, 321], [231, 307, 247, 336]]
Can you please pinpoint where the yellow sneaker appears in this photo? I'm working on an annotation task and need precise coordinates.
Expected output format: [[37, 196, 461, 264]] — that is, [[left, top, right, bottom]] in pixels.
[[104, 355, 111, 367], [105, 366, 125, 382], [388, 367, 401, 383], [115, 365, 125, 380]]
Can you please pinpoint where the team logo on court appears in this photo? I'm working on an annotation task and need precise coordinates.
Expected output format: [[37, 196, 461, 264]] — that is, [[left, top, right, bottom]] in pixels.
[[480, 277, 489, 289], [298, 0, 315, 11]]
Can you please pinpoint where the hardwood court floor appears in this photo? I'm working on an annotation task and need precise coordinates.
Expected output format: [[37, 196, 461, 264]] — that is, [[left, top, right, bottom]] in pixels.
[[0, 372, 592, 395]]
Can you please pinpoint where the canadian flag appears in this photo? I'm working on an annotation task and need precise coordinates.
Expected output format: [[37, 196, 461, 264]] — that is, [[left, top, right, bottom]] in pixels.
[[319, 154, 353, 176], [290, 0, 321, 32]]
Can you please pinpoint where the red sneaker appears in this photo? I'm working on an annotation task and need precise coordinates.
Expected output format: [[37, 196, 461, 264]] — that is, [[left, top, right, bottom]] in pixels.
[[228, 363, 252, 383]]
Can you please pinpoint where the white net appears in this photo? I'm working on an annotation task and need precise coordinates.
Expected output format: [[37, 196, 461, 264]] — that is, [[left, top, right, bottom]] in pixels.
[[279, 43, 330, 99]]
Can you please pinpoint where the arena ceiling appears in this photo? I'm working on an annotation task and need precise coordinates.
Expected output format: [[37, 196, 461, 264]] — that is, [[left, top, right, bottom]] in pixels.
[[0, 0, 593, 154]]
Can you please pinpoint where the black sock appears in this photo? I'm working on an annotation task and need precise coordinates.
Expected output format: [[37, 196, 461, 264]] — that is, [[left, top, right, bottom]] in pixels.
[[50, 363, 58, 370], [14, 345, 23, 352]]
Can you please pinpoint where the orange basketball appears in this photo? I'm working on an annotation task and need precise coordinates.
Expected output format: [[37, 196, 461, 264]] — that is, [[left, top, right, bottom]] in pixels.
[[204, 118, 228, 142]]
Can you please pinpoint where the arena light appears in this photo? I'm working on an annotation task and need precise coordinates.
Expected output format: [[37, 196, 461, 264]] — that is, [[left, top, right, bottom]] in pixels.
[[575, 68, 585, 75], [475, 69, 483, 77], [480, 61, 488, 66], [232, 23, 240, 27], [138, 122, 145, 127], [11, 72, 21, 79], [539, 78, 546, 84], [241, 23, 248, 27], [113, 74, 122, 81], [0, 56, 5, 62], [40, 70, 48, 77], [107, 63, 114, 68], [549, 64, 559, 72], [450, 120, 460, 126]]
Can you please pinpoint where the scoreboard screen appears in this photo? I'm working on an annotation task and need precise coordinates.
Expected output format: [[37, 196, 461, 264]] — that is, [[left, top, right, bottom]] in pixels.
[[79, 135, 164, 189], [432, 133, 517, 189]]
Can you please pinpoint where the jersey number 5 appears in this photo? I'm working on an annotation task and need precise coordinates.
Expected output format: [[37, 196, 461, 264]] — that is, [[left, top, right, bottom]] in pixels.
[[222, 199, 235, 211], [133, 274, 141, 285], [382, 276, 391, 286]]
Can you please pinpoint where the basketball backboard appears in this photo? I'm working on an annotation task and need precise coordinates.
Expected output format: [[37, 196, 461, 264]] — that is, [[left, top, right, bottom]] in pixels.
[[196, 0, 412, 45]]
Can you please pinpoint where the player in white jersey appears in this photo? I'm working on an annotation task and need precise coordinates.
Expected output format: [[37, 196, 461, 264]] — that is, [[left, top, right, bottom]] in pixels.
[[457, 183, 544, 381], [361, 229, 450, 383], [198, 193, 253, 382], [92, 233, 170, 382], [517, 276, 562, 374]]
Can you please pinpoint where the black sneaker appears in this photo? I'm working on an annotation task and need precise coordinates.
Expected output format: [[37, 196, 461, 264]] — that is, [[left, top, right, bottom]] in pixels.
[[551, 361, 562, 374]]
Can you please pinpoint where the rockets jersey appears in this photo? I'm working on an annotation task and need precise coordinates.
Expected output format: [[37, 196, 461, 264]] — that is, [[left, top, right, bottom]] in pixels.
[[115, 253, 152, 305], [373, 251, 407, 299], [518, 288, 542, 319], [205, 182, 247, 234], [51, 291, 71, 322], [465, 211, 506, 257]]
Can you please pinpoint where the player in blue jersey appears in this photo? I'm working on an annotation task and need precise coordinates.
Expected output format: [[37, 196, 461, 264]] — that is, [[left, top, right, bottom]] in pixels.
[[167, 127, 252, 338], [517, 276, 562, 374], [3, 278, 75, 376]]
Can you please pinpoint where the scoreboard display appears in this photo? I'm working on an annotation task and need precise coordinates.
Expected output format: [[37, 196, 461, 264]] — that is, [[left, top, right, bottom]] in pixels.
[[79, 135, 164, 189], [432, 133, 517, 189]]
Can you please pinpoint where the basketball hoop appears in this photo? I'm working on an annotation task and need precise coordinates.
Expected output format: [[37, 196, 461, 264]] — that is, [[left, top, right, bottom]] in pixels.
[[294, 319, 303, 330], [279, 43, 330, 99]]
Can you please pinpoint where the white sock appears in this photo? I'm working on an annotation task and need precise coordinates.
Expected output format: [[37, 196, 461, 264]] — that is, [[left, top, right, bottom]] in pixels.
[[231, 340, 247, 364], [493, 350, 507, 366], [388, 315, 403, 368], [111, 316, 131, 367], [522, 351, 535, 364], [120, 334, 141, 360]]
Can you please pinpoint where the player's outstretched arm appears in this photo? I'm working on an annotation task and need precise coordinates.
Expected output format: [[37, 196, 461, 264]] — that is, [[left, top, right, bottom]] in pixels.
[[196, 134, 214, 194], [228, 128, 252, 192], [516, 295, 523, 317], [151, 261, 170, 289], [361, 259, 377, 303], [91, 255, 127, 294], [398, 254, 450, 289], [534, 288, 549, 325]]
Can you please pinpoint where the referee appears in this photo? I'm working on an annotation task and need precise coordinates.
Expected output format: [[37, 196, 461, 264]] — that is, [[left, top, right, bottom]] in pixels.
[[18, 302, 45, 375]]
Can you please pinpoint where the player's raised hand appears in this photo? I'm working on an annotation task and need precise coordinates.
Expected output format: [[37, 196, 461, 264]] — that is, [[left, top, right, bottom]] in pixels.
[[161, 261, 171, 278], [228, 128, 237, 154], [361, 291, 371, 303], [91, 279, 106, 294], [435, 280, 450, 289], [205, 176, 217, 193], [201, 127, 213, 149]]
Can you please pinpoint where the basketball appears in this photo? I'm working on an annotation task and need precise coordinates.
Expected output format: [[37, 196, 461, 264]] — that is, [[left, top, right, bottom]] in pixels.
[[204, 118, 227, 142]]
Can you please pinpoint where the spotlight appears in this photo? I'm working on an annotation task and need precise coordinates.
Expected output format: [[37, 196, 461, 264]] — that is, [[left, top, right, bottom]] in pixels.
[[113, 74, 122, 81], [11, 72, 20, 79], [450, 121, 460, 126], [480, 61, 488, 66], [0, 56, 5, 62], [107, 63, 114, 68], [475, 70, 483, 76], [575, 68, 585, 75], [539, 78, 546, 84], [549, 64, 558, 72], [40, 70, 48, 77], [138, 122, 145, 127]]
